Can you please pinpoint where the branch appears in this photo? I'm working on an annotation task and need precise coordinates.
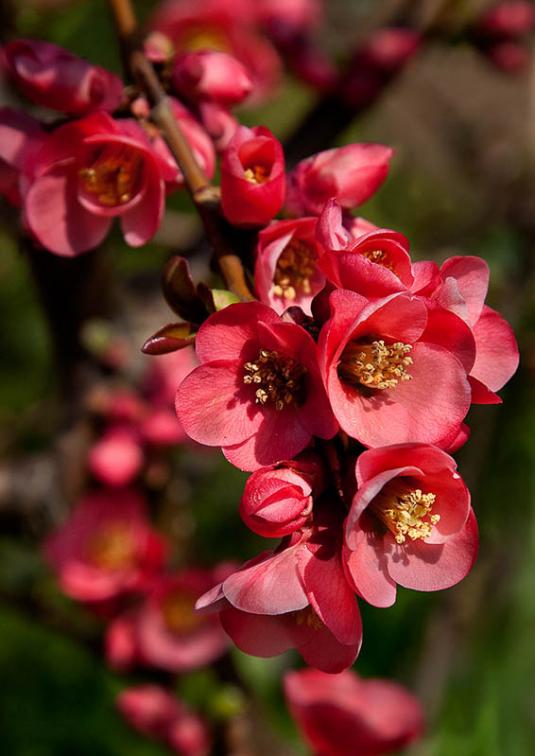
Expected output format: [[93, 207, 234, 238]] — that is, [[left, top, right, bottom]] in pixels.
[[107, 0, 254, 301]]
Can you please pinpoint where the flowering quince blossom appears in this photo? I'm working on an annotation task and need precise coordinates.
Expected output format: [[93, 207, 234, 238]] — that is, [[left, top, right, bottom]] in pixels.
[[44, 489, 166, 603], [420, 255, 519, 404], [284, 668, 424, 756], [220, 125, 285, 226], [239, 452, 324, 537], [318, 289, 472, 448], [286, 143, 393, 217], [89, 348, 198, 487], [171, 50, 253, 149], [106, 568, 230, 673], [117, 685, 210, 756], [150, 0, 281, 102], [21, 111, 178, 256], [343, 444, 478, 608], [175, 301, 337, 471], [316, 199, 414, 299], [197, 509, 362, 673], [254, 216, 325, 315], [3, 39, 124, 115]]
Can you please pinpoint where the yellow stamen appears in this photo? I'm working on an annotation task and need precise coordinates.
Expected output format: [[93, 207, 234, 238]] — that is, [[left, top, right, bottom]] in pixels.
[[243, 165, 269, 184], [372, 480, 440, 544], [273, 238, 317, 301], [243, 349, 307, 411], [362, 248, 395, 271], [88, 527, 135, 570], [338, 339, 413, 391], [161, 592, 203, 634], [180, 25, 231, 53], [79, 147, 142, 207]]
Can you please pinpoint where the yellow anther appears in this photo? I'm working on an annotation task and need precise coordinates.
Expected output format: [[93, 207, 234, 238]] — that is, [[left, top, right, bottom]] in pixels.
[[372, 481, 440, 545], [243, 164, 270, 184], [272, 238, 317, 301], [243, 349, 307, 410], [79, 146, 142, 207], [338, 339, 413, 391]]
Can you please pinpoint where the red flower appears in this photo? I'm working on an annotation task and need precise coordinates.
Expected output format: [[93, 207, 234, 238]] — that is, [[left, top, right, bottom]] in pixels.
[[220, 125, 285, 226], [117, 685, 210, 756], [3, 39, 123, 115], [106, 567, 231, 672], [319, 290, 472, 448], [284, 668, 424, 756], [197, 510, 362, 673], [428, 256, 519, 403], [344, 444, 478, 607], [286, 143, 393, 217], [151, 0, 281, 102], [22, 111, 178, 256], [44, 489, 166, 603], [88, 425, 144, 488], [254, 217, 325, 315], [317, 199, 414, 298], [240, 453, 323, 537], [176, 302, 337, 471], [477, 1, 535, 38]]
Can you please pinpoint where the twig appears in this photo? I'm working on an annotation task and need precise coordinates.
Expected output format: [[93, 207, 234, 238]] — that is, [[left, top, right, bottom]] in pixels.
[[107, 0, 254, 301]]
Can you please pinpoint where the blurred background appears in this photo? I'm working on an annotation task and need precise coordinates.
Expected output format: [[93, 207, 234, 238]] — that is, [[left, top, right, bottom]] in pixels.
[[0, 0, 534, 754]]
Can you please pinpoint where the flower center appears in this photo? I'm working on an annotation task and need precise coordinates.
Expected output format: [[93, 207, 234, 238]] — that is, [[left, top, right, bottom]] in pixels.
[[243, 349, 307, 410], [371, 480, 440, 544], [243, 164, 269, 184], [179, 25, 231, 53], [338, 339, 413, 391], [361, 248, 395, 271], [273, 238, 317, 301], [161, 591, 203, 635], [295, 607, 324, 630], [88, 527, 135, 570], [79, 146, 143, 207]]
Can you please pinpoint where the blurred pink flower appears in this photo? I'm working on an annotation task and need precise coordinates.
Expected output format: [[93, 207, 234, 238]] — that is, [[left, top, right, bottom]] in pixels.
[[284, 668, 424, 756]]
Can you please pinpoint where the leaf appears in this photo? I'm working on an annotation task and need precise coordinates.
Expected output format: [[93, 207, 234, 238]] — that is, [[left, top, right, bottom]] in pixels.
[[161, 256, 209, 323], [197, 284, 240, 314], [141, 322, 196, 355]]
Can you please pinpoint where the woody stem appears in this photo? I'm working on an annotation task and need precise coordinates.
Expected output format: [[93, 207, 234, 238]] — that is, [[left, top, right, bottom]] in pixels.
[[107, 0, 254, 301]]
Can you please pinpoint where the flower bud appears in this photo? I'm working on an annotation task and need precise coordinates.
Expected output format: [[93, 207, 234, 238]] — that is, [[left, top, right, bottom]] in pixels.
[[172, 50, 253, 105], [3, 39, 123, 115], [240, 457, 323, 537]]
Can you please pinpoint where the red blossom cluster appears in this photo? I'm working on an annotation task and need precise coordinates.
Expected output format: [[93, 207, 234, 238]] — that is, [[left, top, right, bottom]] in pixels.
[[172, 137, 519, 672]]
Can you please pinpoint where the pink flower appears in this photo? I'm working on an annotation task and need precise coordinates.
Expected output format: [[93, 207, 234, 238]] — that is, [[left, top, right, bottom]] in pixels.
[[88, 425, 144, 487], [23, 111, 177, 256], [286, 143, 393, 217], [0, 107, 45, 206], [44, 489, 166, 603], [197, 510, 362, 673], [172, 50, 253, 105], [319, 290, 472, 448], [344, 444, 478, 607], [254, 217, 325, 315], [117, 685, 210, 756], [477, 1, 535, 38], [3, 39, 124, 115], [429, 256, 519, 403], [316, 199, 414, 298], [256, 0, 322, 33], [240, 453, 324, 537], [220, 125, 285, 226], [107, 568, 230, 672], [151, 0, 281, 102], [284, 668, 424, 756], [176, 302, 337, 471]]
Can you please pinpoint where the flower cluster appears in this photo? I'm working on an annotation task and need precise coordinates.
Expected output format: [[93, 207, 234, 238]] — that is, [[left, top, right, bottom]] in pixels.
[[172, 136, 519, 673]]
